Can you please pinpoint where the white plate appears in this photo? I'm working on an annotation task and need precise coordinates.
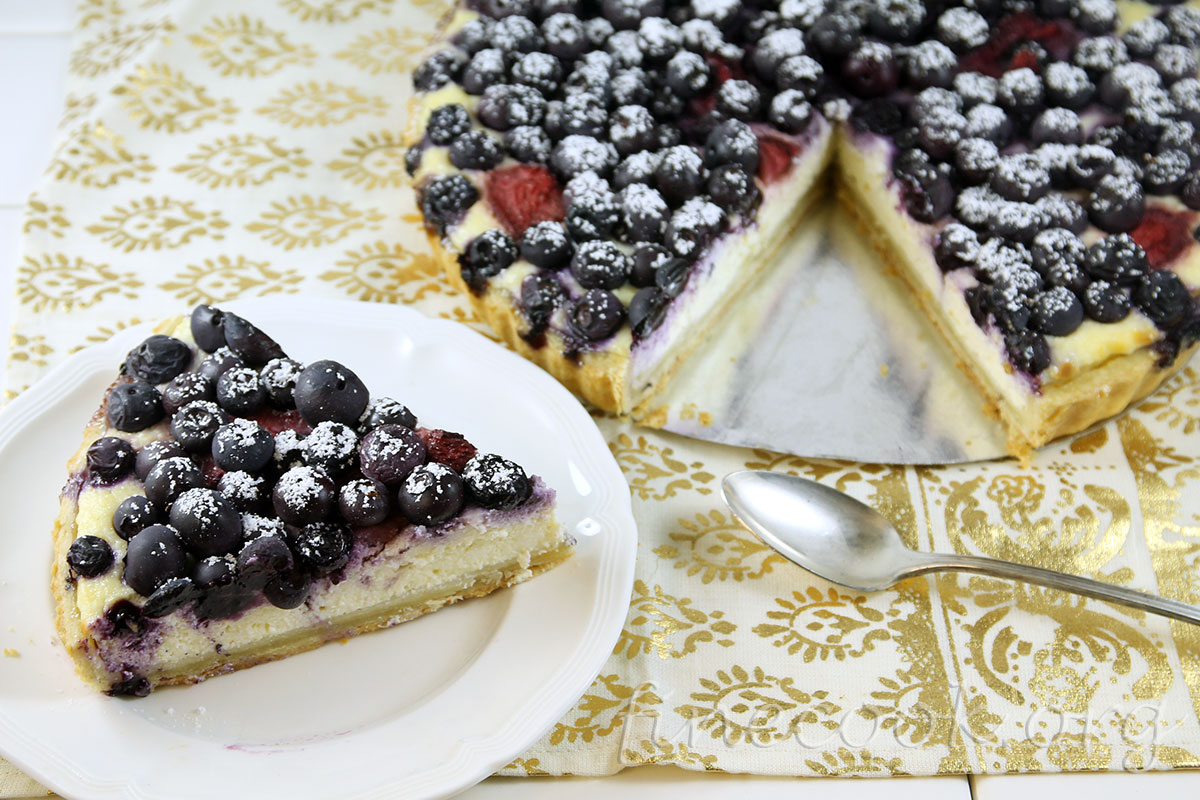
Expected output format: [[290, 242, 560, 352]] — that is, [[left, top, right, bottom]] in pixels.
[[0, 296, 637, 800]]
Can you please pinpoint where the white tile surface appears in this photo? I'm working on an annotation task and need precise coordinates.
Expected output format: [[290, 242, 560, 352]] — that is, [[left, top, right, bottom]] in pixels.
[[972, 771, 1200, 800]]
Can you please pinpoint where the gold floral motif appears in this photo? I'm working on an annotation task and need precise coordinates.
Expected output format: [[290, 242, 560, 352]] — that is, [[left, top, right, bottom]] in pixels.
[[326, 131, 409, 188], [1135, 366, 1200, 435], [59, 93, 98, 130], [805, 748, 905, 776], [1045, 732, 1112, 771], [159, 256, 303, 305], [501, 758, 550, 776], [1069, 428, 1109, 454], [616, 580, 736, 660], [24, 196, 70, 239], [77, 0, 124, 29], [172, 135, 309, 188], [623, 738, 720, 771], [17, 255, 141, 312], [279, 0, 395, 22], [7, 334, 54, 369], [189, 16, 316, 77], [112, 64, 238, 132], [48, 122, 154, 188], [319, 242, 442, 303], [677, 665, 841, 745], [548, 674, 661, 745], [246, 196, 384, 249], [255, 82, 386, 128], [71, 19, 174, 77], [86, 197, 228, 252], [68, 318, 145, 354], [334, 27, 432, 74], [754, 587, 890, 661], [608, 432, 715, 500], [653, 509, 785, 583]]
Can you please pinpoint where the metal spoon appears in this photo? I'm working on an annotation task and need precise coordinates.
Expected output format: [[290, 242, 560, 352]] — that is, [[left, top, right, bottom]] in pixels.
[[722, 470, 1200, 625]]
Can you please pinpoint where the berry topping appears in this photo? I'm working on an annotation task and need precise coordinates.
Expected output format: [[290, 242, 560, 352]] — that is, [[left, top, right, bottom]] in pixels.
[[67, 535, 114, 579], [716, 80, 762, 121], [217, 470, 265, 511], [1037, 194, 1089, 236], [655, 145, 705, 205], [461, 229, 519, 292], [620, 183, 671, 241], [1005, 329, 1052, 375], [629, 286, 671, 339], [359, 424, 427, 487], [463, 453, 532, 510], [565, 190, 620, 240], [769, 90, 815, 133], [934, 224, 979, 272], [273, 430, 307, 472], [168, 488, 243, 557], [124, 524, 189, 597], [571, 240, 633, 289], [113, 495, 158, 540], [142, 577, 198, 618], [992, 154, 1051, 202], [938, 7, 989, 52], [707, 164, 759, 215], [1082, 280, 1131, 323], [171, 399, 228, 453], [294, 360, 370, 427], [107, 381, 164, 433], [1144, 150, 1191, 195], [904, 41, 956, 89], [520, 272, 566, 340], [339, 478, 390, 527], [222, 313, 285, 367], [544, 13, 587, 59], [358, 397, 417, 434], [413, 49, 466, 92], [637, 17, 682, 62], [1089, 174, 1145, 233], [1032, 286, 1084, 337], [236, 533, 295, 591], [569, 289, 626, 340], [197, 346, 243, 383], [272, 466, 336, 526], [162, 372, 214, 415], [1084, 234, 1147, 285], [420, 174, 479, 235], [145, 457, 204, 507], [521, 220, 574, 268], [1134, 270, 1191, 328], [416, 428, 480, 473], [505, 125, 553, 164], [551, 134, 619, 179], [290, 521, 353, 573], [954, 138, 999, 184], [87, 437, 136, 483], [212, 419, 274, 473], [666, 50, 711, 97], [462, 48, 506, 95], [704, 120, 759, 173], [609, 104, 657, 155], [398, 463, 466, 526], [190, 305, 226, 353], [303, 421, 358, 478], [135, 440, 186, 481], [259, 357, 301, 410], [124, 335, 192, 386], [216, 366, 267, 416], [426, 104, 472, 146], [484, 164, 565, 237], [450, 130, 505, 170], [842, 40, 898, 97]]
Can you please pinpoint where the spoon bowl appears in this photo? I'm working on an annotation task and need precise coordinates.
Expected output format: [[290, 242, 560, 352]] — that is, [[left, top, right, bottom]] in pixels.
[[722, 470, 1200, 626]]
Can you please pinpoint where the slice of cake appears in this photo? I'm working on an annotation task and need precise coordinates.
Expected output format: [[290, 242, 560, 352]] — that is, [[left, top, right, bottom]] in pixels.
[[52, 305, 571, 696], [404, 0, 1200, 460]]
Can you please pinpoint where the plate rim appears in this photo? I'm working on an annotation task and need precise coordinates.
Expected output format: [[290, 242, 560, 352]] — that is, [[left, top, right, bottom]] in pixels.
[[0, 296, 637, 800]]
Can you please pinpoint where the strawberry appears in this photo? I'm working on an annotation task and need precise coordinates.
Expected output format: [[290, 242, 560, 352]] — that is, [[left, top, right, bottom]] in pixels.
[[1130, 207, 1193, 270], [756, 131, 800, 185], [484, 164, 565, 238], [416, 428, 478, 472]]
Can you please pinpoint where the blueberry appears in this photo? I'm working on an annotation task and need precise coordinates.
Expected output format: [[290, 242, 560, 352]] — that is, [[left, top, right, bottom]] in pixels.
[[339, 478, 390, 527], [655, 257, 691, 298], [1073, 0, 1117, 35], [1183, 172, 1200, 211], [241, 513, 287, 544], [124, 335, 192, 386], [997, 68, 1044, 120], [222, 313, 285, 367], [992, 154, 1051, 202], [397, 463, 466, 525], [637, 17, 681, 62], [144, 456, 203, 507], [916, 108, 966, 159], [87, 436, 136, 483], [426, 104, 472, 146], [462, 49, 506, 96], [1032, 228, 1086, 284], [810, 12, 862, 57], [1068, 144, 1115, 189], [1031, 108, 1082, 146], [609, 105, 656, 156], [405, 146, 422, 177], [568, 289, 625, 341], [1031, 287, 1084, 337], [620, 184, 670, 241], [462, 453, 531, 510], [1037, 194, 1089, 236], [236, 533, 295, 591], [273, 430, 307, 472], [290, 521, 353, 573], [937, 7, 989, 51], [703, 120, 758, 173], [272, 466, 336, 526], [1144, 150, 1191, 195], [211, 419, 273, 473], [954, 138, 999, 184], [1005, 329, 1052, 374], [842, 40, 898, 97], [453, 17, 493, 54], [520, 221, 573, 269], [107, 381, 164, 433], [112, 495, 158, 540], [141, 576, 198, 618], [504, 125, 552, 164], [420, 175, 479, 235], [566, 192, 620, 240], [67, 535, 114, 579], [263, 570, 311, 610], [1124, 17, 1170, 58], [904, 41, 956, 89], [965, 103, 1013, 146], [1084, 234, 1147, 285], [1082, 280, 1132, 323], [665, 198, 723, 258], [492, 12, 543, 51], [294, 360, 370, 427], [358, 424, 426, 487], [190, 305, 226, 352], [170, 400, 227, 452], [258, 357, 301, 410], [665, 50, 710, 98], [543, 13, 587, 60], [197, 346, 244, 383], [629, 286, 671, 339], [1134, 270, 1192, 328], [715, 80, 761, 121], [988, 201, 1043, 244], [413, 49, 465, 92], [899, 165, 954, 223], [215, 366, 267, 416], [301, 421, 357, 478], [584, 16, 615, 47], [485, 84, 546, 130], [1153, 44, 1197, 84], [777, 55, 825, 99], [461, 229, 519, 292], [191, 556, 249, 619], [217, 471, 265, 512], [358, 397, 417, 434], [169, 488, 243, 557], [612, 67, 653, 108], [707, 164, 759, 215], [1088, 175, 1145, 233], [161, 373, 213, 416], [571, 240, 632, 293], [655, 145, 705, 206], [868, 0, 924, 40], [850, 98, 903, 136], [630, 243, 671, 288], [512, 51, 563, 96], [934, 224, 979, 272], [519, 273, 566, 340], [135, 440, 186, 481], [769, 90, 814, 134], [123, 524, 189, 596], [449, 130, 505, 170]]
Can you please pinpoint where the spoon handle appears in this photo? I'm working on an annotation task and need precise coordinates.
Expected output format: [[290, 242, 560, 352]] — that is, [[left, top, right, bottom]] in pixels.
[[916, 553, 1200, 625]]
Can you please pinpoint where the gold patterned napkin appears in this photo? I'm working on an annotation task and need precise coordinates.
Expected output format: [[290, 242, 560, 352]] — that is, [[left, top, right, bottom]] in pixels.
[[7, 0, 1200, 794]]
